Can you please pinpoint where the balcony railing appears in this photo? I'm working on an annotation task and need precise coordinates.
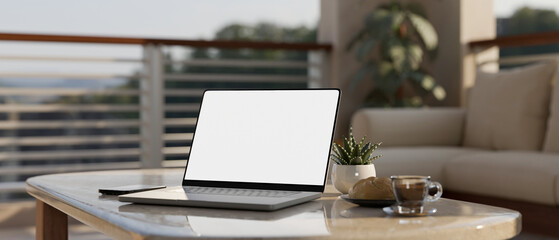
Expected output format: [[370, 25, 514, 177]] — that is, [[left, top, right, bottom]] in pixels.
[[0, 33, 332, 199], [470, 30, 559, 66]]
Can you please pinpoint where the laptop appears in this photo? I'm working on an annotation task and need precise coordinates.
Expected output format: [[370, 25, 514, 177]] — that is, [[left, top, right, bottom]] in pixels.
[[119, 89, 341, 211]]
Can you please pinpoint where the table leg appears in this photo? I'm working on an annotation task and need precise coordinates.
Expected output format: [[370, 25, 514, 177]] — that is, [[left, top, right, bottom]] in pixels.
[[36, 200, 68, 240]]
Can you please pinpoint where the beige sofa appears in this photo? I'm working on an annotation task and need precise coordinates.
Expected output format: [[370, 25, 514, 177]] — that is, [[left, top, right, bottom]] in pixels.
[[350, 61, 559, 236]]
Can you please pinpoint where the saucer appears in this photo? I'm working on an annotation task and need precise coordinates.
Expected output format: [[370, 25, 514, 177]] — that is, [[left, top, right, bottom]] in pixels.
[[382, 205, 437, 217], [340, 194, 396, 208]]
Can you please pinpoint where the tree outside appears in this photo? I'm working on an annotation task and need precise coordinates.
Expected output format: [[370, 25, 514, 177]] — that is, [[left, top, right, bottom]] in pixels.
[[498, 6, 559, 57]]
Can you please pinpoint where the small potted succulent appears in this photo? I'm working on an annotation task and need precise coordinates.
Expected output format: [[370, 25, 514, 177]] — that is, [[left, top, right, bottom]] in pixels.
[[331, 127, 382, 194]]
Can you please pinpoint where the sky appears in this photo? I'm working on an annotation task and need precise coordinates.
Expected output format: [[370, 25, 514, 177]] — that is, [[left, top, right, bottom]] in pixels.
[[0, 0, 319, 39], [0, 0, 319, 75], [1, 0, 558, 40], [494, 0, 559, 17]]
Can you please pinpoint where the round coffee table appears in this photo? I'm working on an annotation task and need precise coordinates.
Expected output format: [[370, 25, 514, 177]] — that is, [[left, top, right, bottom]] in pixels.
[[27, 169, 521, 239]]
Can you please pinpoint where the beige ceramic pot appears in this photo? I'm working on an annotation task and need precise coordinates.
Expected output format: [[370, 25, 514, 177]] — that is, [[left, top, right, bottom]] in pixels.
[[331, 164, 376, 194]]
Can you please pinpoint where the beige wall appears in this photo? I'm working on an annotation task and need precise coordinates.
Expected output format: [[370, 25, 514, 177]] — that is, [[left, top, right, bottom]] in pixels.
[[319, 0, 496, 139], [460, 0, 498, 106], [319, 0, 378, 139]]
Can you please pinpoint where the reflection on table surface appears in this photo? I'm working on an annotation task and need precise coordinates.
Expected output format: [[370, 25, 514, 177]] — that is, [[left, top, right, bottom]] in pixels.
[[186, 209, 328, 238], [115, 193, 519, 239]]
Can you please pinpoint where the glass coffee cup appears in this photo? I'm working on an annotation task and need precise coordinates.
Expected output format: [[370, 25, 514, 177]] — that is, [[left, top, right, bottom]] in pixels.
[[390, 175, 443, 214]]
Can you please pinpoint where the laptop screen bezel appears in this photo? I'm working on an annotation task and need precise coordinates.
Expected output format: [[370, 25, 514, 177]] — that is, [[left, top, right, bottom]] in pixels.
[[181, 88, 341, 193]]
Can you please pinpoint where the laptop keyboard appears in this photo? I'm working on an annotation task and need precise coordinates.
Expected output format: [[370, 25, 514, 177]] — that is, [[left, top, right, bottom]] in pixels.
[[180, 186, 298, 198]]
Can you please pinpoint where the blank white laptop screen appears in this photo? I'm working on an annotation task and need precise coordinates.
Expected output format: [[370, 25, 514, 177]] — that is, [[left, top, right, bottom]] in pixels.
[[184, 89, 340, 186]]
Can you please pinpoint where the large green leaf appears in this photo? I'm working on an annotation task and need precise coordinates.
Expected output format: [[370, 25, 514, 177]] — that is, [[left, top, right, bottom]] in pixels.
[[408, 13, 438, 50], [355, 38, 377, 61], [421, 75, 435, 91], [346, 28, 367, 51], [410, 72, 435, 91], [385, 39, 423, 73], [391, 12, 405, 32], [350, 61, 376, 91], [407, 44, 423, 70], [432, 85, 446, 100], [377, 61, 394, 77], [408, 72, 445, 100], [388, 44, 406, 72], [365, 9, 397, 39]]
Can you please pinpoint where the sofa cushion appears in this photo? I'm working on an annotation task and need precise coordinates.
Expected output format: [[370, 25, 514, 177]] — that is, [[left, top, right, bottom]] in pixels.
[[443, 151, 559, 206], [463, 61, 556, 151], [352, 108, 466, 147], [544, 69, 559, 153], [373, 147, 489, 183]]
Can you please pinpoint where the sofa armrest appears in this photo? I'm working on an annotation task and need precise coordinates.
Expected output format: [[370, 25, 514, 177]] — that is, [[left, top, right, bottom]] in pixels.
[[351, 108, 466, 147]]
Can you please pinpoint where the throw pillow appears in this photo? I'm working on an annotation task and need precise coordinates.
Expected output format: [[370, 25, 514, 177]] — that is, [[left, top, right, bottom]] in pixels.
[[544, 70, 559, 153], [463, 61, 556, 151]]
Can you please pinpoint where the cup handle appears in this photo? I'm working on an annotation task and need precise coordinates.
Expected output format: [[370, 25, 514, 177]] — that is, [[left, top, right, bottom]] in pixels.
[[426, 181, 443, 202]]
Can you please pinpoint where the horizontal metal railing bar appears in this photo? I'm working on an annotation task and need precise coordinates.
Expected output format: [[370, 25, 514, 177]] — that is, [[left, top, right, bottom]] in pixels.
[[0, 148, 185, 163], [0, 72, 143, 79], [163, 118, 197, 126], [0, 148, 142, 161], [0, 88, 144, 96], [164, 104, 201, 112], [166, 59, 312, 68], [164, 89, 205, 96], [0, 118, 192, 130], [0, 135, 142, 146], [0, 55, 144, 63], [497, 53, 559, 65], [0, 120, 142, 129], [0, 118, 197, 129], [469, 30, 559, 49], [164, 73, 308, 83], [0, 147, 190, 161], [0, 104, 142, 112], [163, 146, 191, 155], [0, 162, 141, 176], [0, 182, 27, 193], [0, 160, 186, 192], [163, 159, 187, 168], [163, 133, 193, 141], [0, 134, 191, 148], [0, 32, 332, 51]]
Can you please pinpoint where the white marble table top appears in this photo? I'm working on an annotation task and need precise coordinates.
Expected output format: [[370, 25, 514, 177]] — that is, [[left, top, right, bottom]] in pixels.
[[26, 169, 521, 239]]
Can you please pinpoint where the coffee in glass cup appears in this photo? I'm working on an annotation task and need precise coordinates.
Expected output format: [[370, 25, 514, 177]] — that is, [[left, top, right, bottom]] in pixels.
[[390, 175, 443, 214]]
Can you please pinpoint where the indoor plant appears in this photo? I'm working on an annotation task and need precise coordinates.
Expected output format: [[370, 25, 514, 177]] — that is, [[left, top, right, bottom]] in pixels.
[[348, 1, 445, 107], [331, 127, 382, 194]]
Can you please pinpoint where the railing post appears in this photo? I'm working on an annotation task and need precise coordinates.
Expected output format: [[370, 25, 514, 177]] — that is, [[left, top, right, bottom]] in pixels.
[[140, 44, 164, 168]]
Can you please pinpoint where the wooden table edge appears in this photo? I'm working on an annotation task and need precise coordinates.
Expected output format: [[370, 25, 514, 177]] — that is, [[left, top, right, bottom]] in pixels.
[[26, 181, 141, 240]]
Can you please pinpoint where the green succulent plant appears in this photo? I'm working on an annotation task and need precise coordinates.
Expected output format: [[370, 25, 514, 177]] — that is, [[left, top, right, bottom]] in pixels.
[[331, 127, 382, 165]]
